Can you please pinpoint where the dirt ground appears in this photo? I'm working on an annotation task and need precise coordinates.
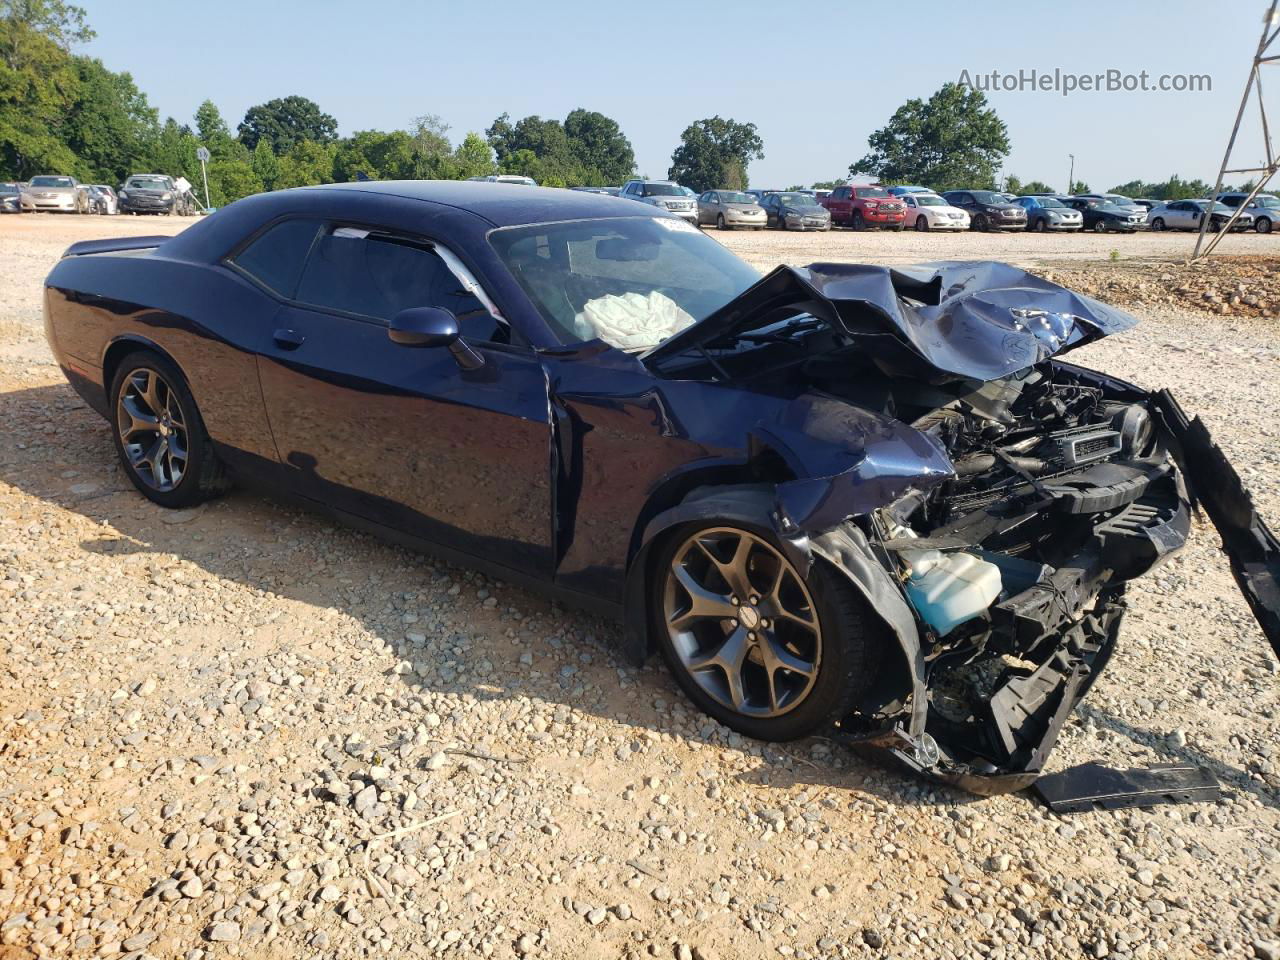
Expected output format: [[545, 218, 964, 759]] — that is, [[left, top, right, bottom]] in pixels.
[[1, 213, 1278, 960]]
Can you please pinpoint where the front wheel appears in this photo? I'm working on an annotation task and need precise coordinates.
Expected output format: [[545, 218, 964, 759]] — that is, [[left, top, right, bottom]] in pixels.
[[110, 351, 229, 508], [1150, 217, 1165, 231], [1256, 217, 1271, 234], [1033, 218, 1047, 233], [652, 523, 882, 741], [1093, 220, 1108, 233], [915, 215, 928, 232], [973, 214, 988, 232], [851, 211, 865, 231]]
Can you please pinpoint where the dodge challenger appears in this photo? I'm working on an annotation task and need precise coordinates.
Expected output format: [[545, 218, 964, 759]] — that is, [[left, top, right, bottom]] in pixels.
[[42, 182, 1279, 794]]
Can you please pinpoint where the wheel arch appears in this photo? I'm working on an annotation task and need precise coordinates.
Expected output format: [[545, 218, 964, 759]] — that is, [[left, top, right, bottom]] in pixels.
[[101, 335, 186, 407]]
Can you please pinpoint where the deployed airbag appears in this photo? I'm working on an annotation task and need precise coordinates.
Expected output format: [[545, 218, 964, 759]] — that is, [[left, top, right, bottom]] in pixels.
[[575, 290, 695, 350]]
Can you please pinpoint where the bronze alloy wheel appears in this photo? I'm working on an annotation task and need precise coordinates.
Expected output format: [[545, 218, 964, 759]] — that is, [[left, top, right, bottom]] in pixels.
[[117, 367, 189, 492], [662, 527, 821, 718]]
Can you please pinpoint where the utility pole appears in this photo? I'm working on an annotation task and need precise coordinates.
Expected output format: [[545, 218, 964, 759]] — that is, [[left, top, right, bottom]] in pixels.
[[1067, 154, 1074, 195], [196, 146, 211, 211]]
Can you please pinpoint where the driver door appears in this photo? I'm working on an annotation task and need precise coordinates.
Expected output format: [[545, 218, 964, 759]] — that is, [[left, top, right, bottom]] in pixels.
[[250, 222, 554, 578]]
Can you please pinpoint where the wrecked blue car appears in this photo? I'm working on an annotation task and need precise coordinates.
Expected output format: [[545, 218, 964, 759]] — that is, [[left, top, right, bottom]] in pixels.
[[42, 182, 1279, 794]]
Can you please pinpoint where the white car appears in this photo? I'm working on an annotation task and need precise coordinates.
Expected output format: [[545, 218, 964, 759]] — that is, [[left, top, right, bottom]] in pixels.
[[900, 193, 970, 231]]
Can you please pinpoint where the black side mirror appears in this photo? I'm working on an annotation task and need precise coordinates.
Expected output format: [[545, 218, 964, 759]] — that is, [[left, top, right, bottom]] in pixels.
[[388, 307, 484, 370]]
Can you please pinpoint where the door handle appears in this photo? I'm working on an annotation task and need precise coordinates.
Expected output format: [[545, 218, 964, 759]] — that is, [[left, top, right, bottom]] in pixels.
[[273, 328, 306, 349]]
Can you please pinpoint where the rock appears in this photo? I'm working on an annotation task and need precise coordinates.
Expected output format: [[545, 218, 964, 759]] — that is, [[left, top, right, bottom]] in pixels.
[[204, 922, 241, 942], [179, 877, 203, 898], [353, 784, 378, 814], [1255, 941, 1280, 960], [586, 907, 607, 925], [862, 928, 885, 949]]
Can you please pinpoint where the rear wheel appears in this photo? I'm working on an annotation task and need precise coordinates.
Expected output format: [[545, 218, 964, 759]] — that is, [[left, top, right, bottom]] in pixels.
[[652, 523, 882, 741], [109, 351, 229, 508]]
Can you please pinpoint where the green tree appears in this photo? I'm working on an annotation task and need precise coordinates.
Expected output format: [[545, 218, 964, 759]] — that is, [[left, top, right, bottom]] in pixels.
[[251, 138, 279, 189], [1, 0, 92, 47], [1068, 179, 1090, 195], [204, 157, 262, 206], [451, 131, 493, 180], [194, 98, 230, 145], [410, 112, 457, 178], [1018, 179, 1055, 194], [333, 129, 416, 182], [667, 116, 764, 193], [238, 94, 337, 155], [62, 56, 158, 183], [275, 138, 336, 189], [150, 117, 200, 183], [810, 179, 845, 190], [563, 108, 634, 184], [0, 1, 81, 177], [851, 82, 1009, 191]]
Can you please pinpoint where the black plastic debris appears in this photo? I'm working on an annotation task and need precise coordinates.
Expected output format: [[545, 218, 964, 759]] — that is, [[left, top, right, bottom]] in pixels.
[[1033, 762, 1221, 814]]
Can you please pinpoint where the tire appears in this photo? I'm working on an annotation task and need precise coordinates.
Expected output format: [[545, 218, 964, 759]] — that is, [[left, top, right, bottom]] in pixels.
[[777, 214, 787, 231], [1093, 220, 1108, 233], [1033, 218, 1047, 233], [851, 211, 865, 231], [650, 522, 882, 742], [717, 214, 727, 231], [1256, 217, 1271, 234], [1150, 217, 1165, 231], [891, 223, 904, 231], [109, 350, 230, 509], [915, 215, 929, 232]]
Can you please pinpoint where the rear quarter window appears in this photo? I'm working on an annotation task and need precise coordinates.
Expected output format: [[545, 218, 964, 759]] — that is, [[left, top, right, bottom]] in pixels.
[[230, 219, 322, 298]]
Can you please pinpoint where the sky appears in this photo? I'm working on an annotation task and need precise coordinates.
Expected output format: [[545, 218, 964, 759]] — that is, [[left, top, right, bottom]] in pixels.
[[80, 0, 1275, 192]]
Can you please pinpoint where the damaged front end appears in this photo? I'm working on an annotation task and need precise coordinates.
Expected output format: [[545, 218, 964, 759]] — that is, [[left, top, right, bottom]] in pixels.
[[644, 260, 1277, 794]]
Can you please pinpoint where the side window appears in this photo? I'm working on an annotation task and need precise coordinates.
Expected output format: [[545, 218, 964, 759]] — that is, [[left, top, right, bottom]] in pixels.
[[295, 227, 506, 342], [1220, 195, 1241, 208], [229, 218, 322, 297]]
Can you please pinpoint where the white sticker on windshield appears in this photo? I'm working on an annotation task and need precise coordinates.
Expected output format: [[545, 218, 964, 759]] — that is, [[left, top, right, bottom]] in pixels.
[[653, 217, 699, 234], [333, 227, 369, 239]]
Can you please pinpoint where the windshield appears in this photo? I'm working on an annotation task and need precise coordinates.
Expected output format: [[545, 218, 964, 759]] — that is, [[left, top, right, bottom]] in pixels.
[[1253, 195, 1280, 208], [126, 177, 168, 190], [775, 192, 818, 207], [854, 187, 890, 198], [720, 192, 755, 204], [970, 191, 1006, 205], [1034, 197, 1066, 208], [30, 176, 73, 188], [1103, 195, 1134, 205], [641, 183, 683, 197], [1194, 201, 1234, 213], [0, 184, 17, 195], [491, 217, 760, 350], [916, 195, 947, 206]]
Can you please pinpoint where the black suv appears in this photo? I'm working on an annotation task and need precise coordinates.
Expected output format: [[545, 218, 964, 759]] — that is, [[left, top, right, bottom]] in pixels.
[[940, 190, 1027, 231]]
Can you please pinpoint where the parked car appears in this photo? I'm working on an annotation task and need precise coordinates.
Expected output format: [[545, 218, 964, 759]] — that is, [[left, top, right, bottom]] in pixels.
[[26, 174, 87, 213], [466, 174, 538, 186], [744, 189, 779, 205], [119, 174, 189, 215], [1012, 195, 1083, 232], [899, 192, 969, 231], [940, 190, 1027, 231], [0, 181, 31, 213], [1132, 198, 1159, 212], [887, 185, 931, 197], [762, 191, 831, 231], [821, 185, 905, 230], [87, 185, 118, 215], [696, 190, 767, 230], [1216, 191, 1279, 233], [1146, 199, 1254, 232], [619, 179, 698, 223], [44, 180, 1277, 793], [1061, 197, 1147, 232], [1075, 193, 1143, 215], [812, 189, 831, 203]]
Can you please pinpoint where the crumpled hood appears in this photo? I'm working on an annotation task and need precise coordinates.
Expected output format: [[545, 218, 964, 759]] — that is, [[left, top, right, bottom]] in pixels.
[[645, 260, 1137, 381]]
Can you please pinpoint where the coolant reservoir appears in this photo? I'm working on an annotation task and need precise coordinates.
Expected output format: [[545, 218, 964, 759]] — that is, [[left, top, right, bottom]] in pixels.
[[902, 550, 1003, 636]]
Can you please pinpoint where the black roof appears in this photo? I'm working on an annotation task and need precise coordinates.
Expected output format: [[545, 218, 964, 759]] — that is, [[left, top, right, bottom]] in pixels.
[[303, 180, 659, 227]]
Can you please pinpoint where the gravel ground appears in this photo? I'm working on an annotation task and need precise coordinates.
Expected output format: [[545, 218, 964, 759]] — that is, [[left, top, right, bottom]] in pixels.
[[1, 215, 1278, 960]]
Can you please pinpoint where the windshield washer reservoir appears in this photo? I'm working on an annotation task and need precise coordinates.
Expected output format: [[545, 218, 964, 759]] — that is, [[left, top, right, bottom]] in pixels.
[[903, 550, 1003, 636]]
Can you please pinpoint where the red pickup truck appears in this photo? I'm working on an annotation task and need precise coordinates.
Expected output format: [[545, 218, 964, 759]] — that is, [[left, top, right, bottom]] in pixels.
[[821, 185, 906, 231]]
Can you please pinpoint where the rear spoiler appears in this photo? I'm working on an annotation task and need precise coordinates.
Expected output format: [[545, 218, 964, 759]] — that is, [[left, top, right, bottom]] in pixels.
[[1152, 389, 1280, 660], [61, 236, 170, 258]]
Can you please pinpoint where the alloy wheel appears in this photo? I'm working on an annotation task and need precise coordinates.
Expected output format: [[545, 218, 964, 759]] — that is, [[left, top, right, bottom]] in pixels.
[[663, 527, 821, 718], [117, 367, 189, 492]]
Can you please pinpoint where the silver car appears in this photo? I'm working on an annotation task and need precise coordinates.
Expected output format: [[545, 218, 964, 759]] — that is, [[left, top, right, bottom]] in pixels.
[[1216, 191, 1279, 234], [26, 174, 87, 213], [1146, 199, 1254, 232], [696, 190, 766, 230], [618, 179, 698, 223]]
